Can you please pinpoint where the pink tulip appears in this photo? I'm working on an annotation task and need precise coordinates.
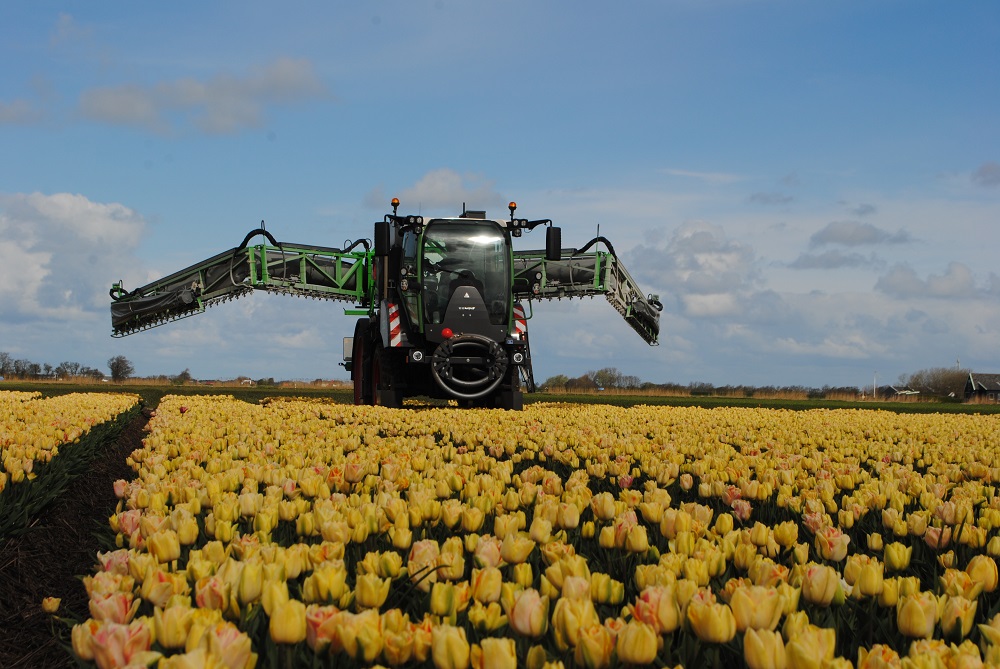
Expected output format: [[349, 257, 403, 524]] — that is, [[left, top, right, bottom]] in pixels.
[[89, 621, 154, 669], [89, 592, 139, 624]]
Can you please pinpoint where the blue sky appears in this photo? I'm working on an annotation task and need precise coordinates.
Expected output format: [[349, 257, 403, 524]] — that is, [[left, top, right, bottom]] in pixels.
[[1, 1, 998, 389]]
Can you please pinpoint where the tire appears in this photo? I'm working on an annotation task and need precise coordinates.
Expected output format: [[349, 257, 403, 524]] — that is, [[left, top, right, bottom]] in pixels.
[[352, 319, 371, 405], [371, 342, 402, 408], [497, 367, 523, 410]]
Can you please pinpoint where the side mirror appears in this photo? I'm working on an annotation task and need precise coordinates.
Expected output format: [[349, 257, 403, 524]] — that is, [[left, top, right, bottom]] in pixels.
[[546, 226, 562, 261], [374, 221, 390, 256]]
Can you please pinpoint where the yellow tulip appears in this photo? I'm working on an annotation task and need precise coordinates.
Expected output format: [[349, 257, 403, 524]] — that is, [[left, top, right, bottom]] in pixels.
[[431, 624, 470, 669], [503, 587, 548, 638], [800, 564, 839, 607], [856, 644, 901, 669], [631, 584, 680, 634], [744, 628, 787, 669], [686, 599, 737, 643], [470, 567, 503, 604], [966, 554, 998, 593], [148, 529, 181, 564], [551, 596, 600, 651], [896, 591, 939, 639], [615, 620, 658, 665], [590, 572, 624, 605], [814, 526, 850, 562], [730, 585, 785, 631], [355, 572, 391, 610], [883, 542, 912, 572], [269, 599, 306, 644], [467, 600, 507, 633], [154, 604, 193, 649], [772, 521, 798, 548], [940, 595, 977, 640], [784, 624, 836, 669], [471, 636, 517, 669], [500, 533, 535, 564]]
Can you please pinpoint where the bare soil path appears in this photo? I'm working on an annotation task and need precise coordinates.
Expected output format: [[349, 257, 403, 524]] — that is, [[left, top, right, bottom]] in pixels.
[[0, 411, 148, 668]]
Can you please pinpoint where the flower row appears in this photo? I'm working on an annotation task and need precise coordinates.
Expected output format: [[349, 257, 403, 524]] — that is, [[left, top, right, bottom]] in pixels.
[[0, 390, 141, 492], [69, 395, 1000, 668]]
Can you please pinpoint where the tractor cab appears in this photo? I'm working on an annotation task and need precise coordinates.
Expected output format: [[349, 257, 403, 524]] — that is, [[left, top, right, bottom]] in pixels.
[[419, 219, 510, 340]]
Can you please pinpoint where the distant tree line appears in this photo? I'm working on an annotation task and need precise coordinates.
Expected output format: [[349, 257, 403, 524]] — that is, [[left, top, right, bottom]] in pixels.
[[897, 367, 969, 398], [540, 365, 973, 400], [0, 351, 135, 382]]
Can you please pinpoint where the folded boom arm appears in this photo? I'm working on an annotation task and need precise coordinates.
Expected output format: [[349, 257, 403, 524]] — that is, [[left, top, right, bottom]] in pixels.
[[110, 229, 370, 337], [512, 242, 661, 345]]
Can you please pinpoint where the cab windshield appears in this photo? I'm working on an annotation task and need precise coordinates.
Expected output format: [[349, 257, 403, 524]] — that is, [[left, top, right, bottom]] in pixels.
[[421, 221, 509, 325]]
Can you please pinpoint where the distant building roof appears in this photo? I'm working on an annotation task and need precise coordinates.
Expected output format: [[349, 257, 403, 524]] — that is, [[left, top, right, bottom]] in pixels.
[[967, 372, 1000, 393]]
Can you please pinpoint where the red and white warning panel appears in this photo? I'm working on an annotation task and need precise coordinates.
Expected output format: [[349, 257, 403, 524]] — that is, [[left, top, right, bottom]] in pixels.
[[387, 302, 403, 347], [513, 302, 527, 339]]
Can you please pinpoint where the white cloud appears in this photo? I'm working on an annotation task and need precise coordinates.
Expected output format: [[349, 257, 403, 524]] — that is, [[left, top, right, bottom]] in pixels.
[[368, 169, 505, 214], [747, 192, 794, 205], [0, 99, 43, 124], [809, 221, 912, 248], [875, 262, 980, 299], [0, 192, 146, 321], [972, 162, 1000, 188], [627, 221, 759, 318], [788, 250, 882, 270], [50, 13, 91, 46], [662, 168, 745, 184], [78, 57, 327, 135]]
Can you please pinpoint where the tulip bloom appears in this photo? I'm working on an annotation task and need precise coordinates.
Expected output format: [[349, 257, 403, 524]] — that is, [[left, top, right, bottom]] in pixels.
[[338, 609, 383, 663], [551, 596, 600, 651], [89, 592, 140, 624], [270, 599, 307, 644], [355, 573, 391, 610], [471, 636, 517, 669], [615, 620, 659, 665], [470, 567, 503, 604], [503, 587, 548, 638], [686, 600, 737, 643], [467, 601, 507, 633], [205, 621, 257, 669], [431, 624, 470, 669], [631, 584, 680, 634], [148, 529, 182, 564], [966, 555, 999, 593], [940, 595, 977, 640], [814, 526, 850, 562], [896, 591, 939, 639], [744, 628, 787, 669], [730, 585, 785, 632], [574, 623, 615, 669], [71, 619, 102, 661], [89, 620, 159, 669], [305, 604, 341, 653], [856, 644, 901, 669], [784, 624, 836, 668], [800, 564, 840, 607], [154, 604, 193, 649], [499, 532, 535, 564], [883, 542, 912, 572]]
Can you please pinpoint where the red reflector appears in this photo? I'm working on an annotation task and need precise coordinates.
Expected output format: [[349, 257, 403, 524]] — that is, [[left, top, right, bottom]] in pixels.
[[441, 328, 453, 339]]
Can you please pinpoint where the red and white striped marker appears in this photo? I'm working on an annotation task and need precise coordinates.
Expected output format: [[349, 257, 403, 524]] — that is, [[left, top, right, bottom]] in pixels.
[[387, 302, 403, 347], [513, 302, 527, 338]]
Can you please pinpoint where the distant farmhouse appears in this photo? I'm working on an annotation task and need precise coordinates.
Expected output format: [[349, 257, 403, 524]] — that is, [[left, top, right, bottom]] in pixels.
[[965, 372, 1000, 402], [879, 385, 920, 400]]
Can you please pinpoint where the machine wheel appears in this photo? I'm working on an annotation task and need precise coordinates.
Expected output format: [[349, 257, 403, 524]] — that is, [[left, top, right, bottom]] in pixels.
[[370, 343, 402, 408], [497, 367, 524, 410], [351, 319, 371, 405], [430, 333, 508, 401]]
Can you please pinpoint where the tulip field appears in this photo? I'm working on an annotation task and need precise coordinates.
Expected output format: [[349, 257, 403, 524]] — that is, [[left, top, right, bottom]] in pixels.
[[6, 391, 1000, 668], [0, 390, 140, 539]]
